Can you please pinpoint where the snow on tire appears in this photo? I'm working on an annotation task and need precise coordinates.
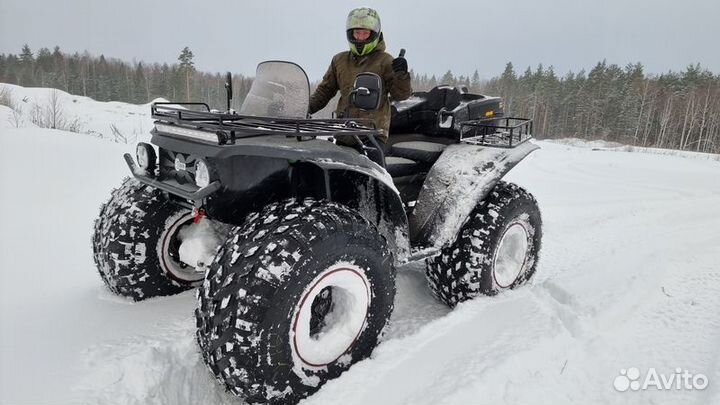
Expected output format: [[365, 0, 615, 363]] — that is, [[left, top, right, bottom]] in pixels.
[[92, 177, 204, 300], [426, 181, 542, 307], [195, 198, 395, 405]]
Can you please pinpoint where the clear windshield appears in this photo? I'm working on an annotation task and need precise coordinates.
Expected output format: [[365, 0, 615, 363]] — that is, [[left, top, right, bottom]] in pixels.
[[239, 61, 310, 118]]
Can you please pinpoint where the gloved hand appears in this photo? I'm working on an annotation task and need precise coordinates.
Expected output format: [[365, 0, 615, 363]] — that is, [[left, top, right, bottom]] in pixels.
[[392, 56, 408, 73]]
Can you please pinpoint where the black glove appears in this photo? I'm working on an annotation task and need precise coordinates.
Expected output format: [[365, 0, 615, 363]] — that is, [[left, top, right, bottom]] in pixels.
[[392, 56, 408, 73]]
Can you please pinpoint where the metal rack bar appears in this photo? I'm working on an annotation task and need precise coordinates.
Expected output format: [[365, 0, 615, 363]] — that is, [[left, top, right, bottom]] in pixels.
[[459, 117, 533, 148]]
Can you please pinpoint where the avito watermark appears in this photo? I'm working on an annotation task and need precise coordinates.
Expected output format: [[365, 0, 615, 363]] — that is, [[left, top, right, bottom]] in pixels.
[[614, 367, 709, 392]]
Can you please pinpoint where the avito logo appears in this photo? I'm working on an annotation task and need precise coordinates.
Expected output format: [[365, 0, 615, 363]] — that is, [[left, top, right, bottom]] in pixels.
[[614, 367, 709, 392]]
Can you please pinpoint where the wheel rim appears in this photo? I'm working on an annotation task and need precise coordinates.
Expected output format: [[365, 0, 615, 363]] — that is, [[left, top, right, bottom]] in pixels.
[[493, 222, 530, 288], [291, 263, 371, 368], [159, 212, 204, 283]]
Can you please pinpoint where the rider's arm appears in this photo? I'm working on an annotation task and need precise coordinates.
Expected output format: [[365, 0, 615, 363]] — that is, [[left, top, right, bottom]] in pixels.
[[309, 60, 340, 114]]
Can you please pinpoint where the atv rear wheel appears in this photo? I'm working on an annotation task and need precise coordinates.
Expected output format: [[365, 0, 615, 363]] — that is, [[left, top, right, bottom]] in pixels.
[[195, 198, 395, 405], [92, 178, 205, 300], [426, 181, 542, 307]]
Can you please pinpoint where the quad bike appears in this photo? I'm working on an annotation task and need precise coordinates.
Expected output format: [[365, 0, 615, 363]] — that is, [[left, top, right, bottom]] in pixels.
[[92, 60, 541, 404]]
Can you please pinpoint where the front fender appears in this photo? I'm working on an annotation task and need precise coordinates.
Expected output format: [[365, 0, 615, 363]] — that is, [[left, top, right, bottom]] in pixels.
[[310, 159, 410, 265], [409, 141, 539, 249]]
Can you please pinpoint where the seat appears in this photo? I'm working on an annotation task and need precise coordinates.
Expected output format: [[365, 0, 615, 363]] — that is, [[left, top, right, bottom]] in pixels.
[[390, 141, 447, 164], [385, 156, 420, 177]]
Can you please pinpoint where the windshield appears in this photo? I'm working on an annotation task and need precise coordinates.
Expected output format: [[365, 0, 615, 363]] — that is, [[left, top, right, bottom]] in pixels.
[[239, 61, 310, 118]]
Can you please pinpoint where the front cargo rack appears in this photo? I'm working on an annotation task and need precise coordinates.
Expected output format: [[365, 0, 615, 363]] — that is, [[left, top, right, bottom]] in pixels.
[[459, 117, 533, 148], [151, 102, 381, 145]]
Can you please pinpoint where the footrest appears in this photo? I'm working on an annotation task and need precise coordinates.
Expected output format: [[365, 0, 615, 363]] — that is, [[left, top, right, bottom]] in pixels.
[[385, 156, 420, 177], [390, 141, 447, 164]]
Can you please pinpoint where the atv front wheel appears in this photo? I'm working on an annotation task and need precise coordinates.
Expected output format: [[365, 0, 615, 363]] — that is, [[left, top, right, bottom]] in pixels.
[[426, 181, 542, 307], [195, 198, 395, 405], [92, 178, 205, 300]]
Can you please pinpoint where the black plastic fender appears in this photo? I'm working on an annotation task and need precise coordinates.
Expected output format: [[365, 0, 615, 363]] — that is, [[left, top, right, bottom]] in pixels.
[[308, 159, 411, 264], [409, 141, 539, 249]]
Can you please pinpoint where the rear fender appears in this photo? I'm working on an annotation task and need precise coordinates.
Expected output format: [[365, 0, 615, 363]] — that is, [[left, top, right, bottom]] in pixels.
[[409, 142, 539, 249]]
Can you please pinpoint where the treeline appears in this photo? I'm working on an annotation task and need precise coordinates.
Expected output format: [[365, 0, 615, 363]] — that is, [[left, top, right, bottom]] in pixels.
[[2, 45, 719, 153], [412, 62, 720, 153], [0, 45, 253, 110]]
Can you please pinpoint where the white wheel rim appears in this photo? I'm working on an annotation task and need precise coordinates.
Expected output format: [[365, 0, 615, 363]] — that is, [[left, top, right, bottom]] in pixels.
[[159, 212, 204, 282], [291, 263, 371, 368], [493, 222, 530, 288]]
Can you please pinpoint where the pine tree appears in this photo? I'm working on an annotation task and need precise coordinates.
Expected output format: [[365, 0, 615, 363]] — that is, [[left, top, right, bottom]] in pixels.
[[19, 44, 34, 86], [35, 47, 53, 87], [499, 62, 517, 111], [19, 44, 34, 64], [96, 55, 109, 101], [67, 54, 81, 95], [159, 63, 173, 100], [52, 46, 67, 91], [618, 62, 645, 144], [440, 70, 456, 86], [178, 46, 195, 101], [134, 62, 148, 103], [471, 70, 481, 93], [0, 54, 6, 83]]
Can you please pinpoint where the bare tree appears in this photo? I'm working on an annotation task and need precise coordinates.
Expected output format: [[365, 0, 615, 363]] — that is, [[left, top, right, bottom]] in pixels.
[[657, 96, 674, 148], [0, 87, 24, 127], [0, 86, 12, 107], [631, 81, 645, 144], [47, 89, 64, 129], [29, 102, 45, 128], [110, 123, 127, 143], [694, 86, 713, 151], [25, 90, 82, 132]]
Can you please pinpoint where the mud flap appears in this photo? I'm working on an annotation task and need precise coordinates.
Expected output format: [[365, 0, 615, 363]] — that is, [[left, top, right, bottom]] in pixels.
[[409, 141, 539, 249]]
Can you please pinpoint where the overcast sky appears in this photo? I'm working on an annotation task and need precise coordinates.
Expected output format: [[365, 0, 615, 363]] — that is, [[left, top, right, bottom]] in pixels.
[[1, 0, 718, 81]]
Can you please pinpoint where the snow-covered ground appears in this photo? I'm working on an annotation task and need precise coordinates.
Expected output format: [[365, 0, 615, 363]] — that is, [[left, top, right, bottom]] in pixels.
[[1, 87, 719, 405]]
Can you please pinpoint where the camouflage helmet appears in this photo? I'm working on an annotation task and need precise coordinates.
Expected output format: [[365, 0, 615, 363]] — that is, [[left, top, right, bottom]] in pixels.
[[346, 7, 381, 56]]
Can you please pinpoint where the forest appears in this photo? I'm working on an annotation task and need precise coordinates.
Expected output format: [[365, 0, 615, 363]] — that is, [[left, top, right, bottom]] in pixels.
[[2, 45, 719, 154]]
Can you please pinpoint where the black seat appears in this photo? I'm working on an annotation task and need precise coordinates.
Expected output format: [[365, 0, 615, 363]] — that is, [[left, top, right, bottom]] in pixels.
[[426, 86, 462, 111], [390, 141, 447, 164], [385, 156, 420, 177]]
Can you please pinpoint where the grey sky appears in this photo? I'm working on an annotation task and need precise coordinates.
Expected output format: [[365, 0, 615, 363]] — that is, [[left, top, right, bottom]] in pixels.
[[1, 0, 718, 81]]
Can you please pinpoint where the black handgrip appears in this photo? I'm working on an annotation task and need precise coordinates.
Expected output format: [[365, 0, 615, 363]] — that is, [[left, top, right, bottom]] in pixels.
[[399, 48, 406, 58]]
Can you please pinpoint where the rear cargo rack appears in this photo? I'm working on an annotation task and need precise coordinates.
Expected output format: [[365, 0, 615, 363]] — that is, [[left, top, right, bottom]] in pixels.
[[459, 117, 533, 148], [151, 102, 381, 144]]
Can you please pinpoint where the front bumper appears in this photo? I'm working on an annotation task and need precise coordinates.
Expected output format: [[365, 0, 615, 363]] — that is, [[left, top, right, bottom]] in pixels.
[[124, 153, 221, 201]]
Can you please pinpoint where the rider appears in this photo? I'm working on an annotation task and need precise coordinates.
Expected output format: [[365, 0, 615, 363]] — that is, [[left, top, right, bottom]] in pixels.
[[309, 7, 412, 147]]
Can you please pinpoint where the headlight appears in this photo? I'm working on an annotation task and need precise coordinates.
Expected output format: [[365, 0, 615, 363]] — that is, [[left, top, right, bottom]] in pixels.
[[195, 159, 211, 188], [136, 143, 157, 171]]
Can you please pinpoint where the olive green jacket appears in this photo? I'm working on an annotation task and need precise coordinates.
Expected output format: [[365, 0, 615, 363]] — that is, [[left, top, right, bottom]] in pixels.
[[309, 39, 412, 143]]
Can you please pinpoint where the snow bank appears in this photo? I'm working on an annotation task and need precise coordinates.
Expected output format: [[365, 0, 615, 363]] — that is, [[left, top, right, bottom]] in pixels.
[[0, 82, 159, 143], [547, 138, 720, 162]]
